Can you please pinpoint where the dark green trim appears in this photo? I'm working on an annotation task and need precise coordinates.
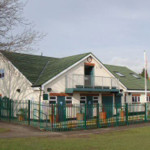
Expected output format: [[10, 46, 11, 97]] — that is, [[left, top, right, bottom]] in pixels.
[[66, 88, 119, 93]]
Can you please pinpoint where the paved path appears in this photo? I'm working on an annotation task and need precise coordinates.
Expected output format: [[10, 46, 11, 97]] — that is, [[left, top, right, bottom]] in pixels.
[[0, 121, 150, 139]]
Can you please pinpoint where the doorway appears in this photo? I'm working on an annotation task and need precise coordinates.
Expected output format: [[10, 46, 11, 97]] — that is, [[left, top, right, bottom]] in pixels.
[[87, 96, 93, 119], [102, 95, 113, 118], [84, 66, 94, 87], [57, 96, 66, 122]]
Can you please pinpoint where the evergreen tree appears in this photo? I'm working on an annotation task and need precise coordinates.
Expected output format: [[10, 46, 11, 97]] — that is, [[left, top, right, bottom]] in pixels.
[[140, 68, 149, 79]]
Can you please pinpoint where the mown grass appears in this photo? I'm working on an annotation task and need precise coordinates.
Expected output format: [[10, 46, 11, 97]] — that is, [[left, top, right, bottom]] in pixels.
[[0, 128, 10, 133], [0, 126, 150, 150]]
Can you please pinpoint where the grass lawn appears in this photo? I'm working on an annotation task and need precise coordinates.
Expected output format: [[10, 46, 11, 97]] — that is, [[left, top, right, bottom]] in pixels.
[[0, 126, 150, 150], [0, 128, 10, 133]]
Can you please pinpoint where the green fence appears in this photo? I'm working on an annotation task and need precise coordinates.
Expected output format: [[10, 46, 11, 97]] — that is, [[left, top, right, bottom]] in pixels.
[[0, 97, 150, 131]]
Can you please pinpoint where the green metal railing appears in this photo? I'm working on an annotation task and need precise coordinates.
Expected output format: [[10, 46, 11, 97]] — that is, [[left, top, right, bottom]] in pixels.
[[0, 97, 150, 132]]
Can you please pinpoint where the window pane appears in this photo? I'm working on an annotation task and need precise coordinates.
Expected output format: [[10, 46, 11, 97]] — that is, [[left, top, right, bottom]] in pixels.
[[50, 96, 56, 100], [93, 96, 98, 100], [80, 100, 85, 104], [80, 96, 86, 100], [49, 101, 56, 104], [135, 97, 137, 102], [66, 96, 72, 100], [66, 101, 72, 104], [93, 100, 98, 104], [132, 97, 135, 102], [138, 97, 140, 102]]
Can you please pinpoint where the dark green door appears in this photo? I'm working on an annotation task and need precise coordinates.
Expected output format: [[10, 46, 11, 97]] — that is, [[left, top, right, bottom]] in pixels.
[[102, 96, 113, 118], [57, 96, 66, 122], [115, 95, 121, 108], [87, 96, 93, 119]]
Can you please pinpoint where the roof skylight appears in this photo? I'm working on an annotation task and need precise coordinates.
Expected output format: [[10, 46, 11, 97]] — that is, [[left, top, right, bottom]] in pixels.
[[115, 72, 125, 77], [131, 73, 140, 79]]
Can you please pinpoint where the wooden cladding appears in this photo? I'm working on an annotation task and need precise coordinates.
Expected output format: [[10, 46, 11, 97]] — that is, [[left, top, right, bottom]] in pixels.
[[50, 93, 72, 96], [84, 62, 95, 66]]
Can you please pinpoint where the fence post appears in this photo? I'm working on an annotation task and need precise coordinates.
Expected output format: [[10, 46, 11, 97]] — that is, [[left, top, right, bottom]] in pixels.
[[0, 97, 1, 120], [126, 103, 128, 125], [28, 100, 31, 126], [9, 99, 11, 122], [145, 103, 147, 122], [39, 102, 42, 128], [116, 104, 119, 126], [84, 104, 87, 129], [97, 103, 100, 128], [6, 98, 8, 120]]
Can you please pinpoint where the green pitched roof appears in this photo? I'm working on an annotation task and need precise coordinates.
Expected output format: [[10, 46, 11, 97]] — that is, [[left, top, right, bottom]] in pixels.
[[2, 50, 149, 90], [1, 51, 90, 86], [104, 64, 150, 90]]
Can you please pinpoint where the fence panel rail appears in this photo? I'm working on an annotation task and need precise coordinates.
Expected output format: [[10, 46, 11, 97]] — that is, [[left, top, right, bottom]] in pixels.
[[0, 97, 149, 132]]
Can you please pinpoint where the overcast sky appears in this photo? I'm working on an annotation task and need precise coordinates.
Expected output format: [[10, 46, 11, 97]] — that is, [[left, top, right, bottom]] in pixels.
[[24, 0, 150, 74]]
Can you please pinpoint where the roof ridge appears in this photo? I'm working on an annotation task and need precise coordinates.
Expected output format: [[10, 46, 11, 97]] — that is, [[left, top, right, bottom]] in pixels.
[[0, 50, 59, 59]]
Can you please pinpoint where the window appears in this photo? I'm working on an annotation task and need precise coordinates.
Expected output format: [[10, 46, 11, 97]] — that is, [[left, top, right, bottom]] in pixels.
[[80, 96, 86, 104], [115, 72, 125, 77], [0, 69, 4, 79], [65, 96, 72, 104], [93, 96, 99, 104], [147, 96, 150, 102], [132, 96, 140, 103], [131, 73, 140, 79], [49, 96, 57, 104]]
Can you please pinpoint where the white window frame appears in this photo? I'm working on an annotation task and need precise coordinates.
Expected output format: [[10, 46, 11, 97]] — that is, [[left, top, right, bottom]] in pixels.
[[49, 96, 57, 104], [147, 96, 150, 102], [132, 96, 140, 103], [0, 69, 4, 79], [80, 96, 86, 104], [65, 96, 72, 104], [93, 96, 99, 104]]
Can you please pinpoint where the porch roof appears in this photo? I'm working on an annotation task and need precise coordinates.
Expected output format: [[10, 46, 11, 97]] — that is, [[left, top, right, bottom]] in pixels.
[[65, 88, 119, 93]]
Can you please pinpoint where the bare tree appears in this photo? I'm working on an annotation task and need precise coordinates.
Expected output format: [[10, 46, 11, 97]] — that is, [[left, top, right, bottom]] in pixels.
[[0, 0, 43, 52], [0, 0, 43, 101]]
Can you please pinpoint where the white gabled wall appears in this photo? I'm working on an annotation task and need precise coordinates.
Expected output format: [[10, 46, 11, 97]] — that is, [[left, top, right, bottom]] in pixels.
[[44, 61, 84, 93], [0, 53, 40, 101], [43, 56, 125, 95]]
